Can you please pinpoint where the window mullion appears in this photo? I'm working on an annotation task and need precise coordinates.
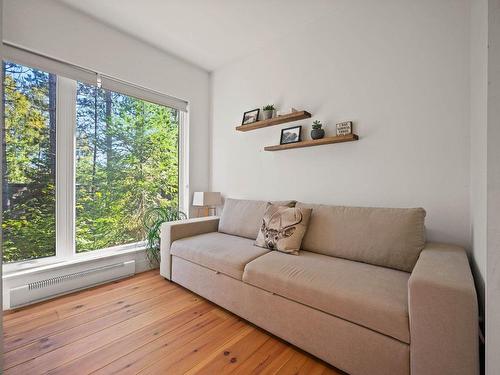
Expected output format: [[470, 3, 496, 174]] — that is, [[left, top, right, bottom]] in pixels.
[[178, 110, 190, 217], [55, 77, 77, 259]]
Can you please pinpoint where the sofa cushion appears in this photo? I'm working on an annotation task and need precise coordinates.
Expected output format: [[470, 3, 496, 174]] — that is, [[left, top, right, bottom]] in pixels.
[[255, 204, 312, 255], [170, 232, 269, 280], [218, 198, 296, 240], [243, 250, 410, 343], [296, 203, 426, 272]]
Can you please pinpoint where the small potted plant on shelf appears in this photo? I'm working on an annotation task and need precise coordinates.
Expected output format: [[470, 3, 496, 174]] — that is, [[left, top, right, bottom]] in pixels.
[[262, 104, 276, 120], [311, 120, 325, 139]]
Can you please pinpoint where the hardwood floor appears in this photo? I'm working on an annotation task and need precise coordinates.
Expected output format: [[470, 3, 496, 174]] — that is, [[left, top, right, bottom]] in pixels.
[[3, 270, 343, 374]]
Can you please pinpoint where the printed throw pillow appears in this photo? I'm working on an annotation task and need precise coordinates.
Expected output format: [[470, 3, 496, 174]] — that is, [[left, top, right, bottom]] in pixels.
[[255, 204, 312, 255]]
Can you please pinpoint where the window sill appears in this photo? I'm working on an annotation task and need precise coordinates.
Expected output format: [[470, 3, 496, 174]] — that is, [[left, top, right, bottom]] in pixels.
[[3, 244, 147, 280]]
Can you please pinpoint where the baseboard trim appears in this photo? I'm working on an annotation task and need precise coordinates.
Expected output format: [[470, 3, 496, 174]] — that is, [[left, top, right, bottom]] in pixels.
[[3, 249, 155, 309]]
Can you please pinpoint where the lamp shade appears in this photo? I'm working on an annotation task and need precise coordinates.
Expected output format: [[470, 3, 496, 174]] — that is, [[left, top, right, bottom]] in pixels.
[[192, 192, 222, 207]]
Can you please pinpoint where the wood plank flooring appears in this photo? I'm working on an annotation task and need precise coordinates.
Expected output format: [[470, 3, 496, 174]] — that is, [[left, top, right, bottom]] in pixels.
[[3, 270, 344, 374]]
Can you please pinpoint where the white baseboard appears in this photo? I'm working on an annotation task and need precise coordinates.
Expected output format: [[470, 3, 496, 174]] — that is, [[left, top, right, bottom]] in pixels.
[[2, 248, 155, 310]]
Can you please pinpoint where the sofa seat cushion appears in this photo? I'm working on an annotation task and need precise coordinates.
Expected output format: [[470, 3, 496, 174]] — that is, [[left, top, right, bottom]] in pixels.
[[170, 232, 269, 280], [243, 250, 410, 343]]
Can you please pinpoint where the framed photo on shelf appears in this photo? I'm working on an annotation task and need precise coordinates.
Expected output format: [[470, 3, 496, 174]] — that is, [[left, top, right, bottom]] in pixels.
[[241, 108, 260, 125], [280, 125, 302, 145]]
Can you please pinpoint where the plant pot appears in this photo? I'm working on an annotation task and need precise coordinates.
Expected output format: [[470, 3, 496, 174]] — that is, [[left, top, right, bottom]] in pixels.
[[262, 110, 276, 120], [311, 128, 325, 140]]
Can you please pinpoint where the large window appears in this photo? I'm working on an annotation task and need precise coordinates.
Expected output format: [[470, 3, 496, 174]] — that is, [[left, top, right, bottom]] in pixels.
[[75, 83, 179, 253], [2, 60, 184, 264], [2, 62, 57, 263]]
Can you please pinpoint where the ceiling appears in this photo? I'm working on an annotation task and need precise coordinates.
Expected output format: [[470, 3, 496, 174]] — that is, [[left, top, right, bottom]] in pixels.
[[56, 0, 335, 71]]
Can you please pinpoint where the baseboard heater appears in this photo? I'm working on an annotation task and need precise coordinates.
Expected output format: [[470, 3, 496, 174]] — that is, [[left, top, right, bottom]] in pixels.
[[9, 260, 135, 308]]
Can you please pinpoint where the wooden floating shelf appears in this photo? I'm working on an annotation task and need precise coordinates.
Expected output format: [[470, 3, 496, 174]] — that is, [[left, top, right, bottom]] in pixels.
[[264, 134, 359, 151], [235, 110, 311, 132]]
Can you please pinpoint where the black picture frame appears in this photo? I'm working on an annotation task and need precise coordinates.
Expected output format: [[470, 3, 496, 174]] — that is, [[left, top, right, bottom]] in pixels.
[[241, 108, 260, 125], [280, 125, 302, 145]]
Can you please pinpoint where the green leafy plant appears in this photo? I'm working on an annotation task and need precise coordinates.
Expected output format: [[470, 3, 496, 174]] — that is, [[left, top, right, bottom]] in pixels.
[[262, 104, 276, 111], [143, 206, 187, 266], [312, 120, 323, 129]]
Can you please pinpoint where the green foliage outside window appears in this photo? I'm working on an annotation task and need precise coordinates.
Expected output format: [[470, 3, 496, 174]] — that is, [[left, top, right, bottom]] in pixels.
[[2, 62, 56, 262], [2, 62, 180, 263], [75, 82, 180, 253]]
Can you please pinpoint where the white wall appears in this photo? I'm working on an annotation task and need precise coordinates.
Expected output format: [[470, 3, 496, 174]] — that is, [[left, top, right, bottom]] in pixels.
[[2, 0, 211, 215], [470, 0, 488, 320], [211, 0, 471, 247], [486, 0, 500, 373]]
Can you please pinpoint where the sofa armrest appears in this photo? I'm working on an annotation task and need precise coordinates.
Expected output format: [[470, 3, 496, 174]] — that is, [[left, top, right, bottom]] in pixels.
[[408, 243, 479, 375], [160, 216, 220, 280]]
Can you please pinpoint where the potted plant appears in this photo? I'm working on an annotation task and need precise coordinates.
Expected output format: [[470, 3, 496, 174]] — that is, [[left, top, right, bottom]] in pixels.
[[262, 104, 276, 120], [143, 205, 187, 267], [311, 120, 325, 139]]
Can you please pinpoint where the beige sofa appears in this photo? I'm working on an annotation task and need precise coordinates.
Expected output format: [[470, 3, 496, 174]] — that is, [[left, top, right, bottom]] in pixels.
[[160, 199, 479, 375]]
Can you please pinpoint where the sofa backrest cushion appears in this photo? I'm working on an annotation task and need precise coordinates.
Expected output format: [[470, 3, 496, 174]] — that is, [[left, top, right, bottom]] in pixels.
[[296, 203, 426, 272], [219, 198, 296, 240]]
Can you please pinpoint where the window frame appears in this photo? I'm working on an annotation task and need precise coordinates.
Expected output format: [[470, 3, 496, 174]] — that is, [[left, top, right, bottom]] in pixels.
[[2, 51, 189, 272]]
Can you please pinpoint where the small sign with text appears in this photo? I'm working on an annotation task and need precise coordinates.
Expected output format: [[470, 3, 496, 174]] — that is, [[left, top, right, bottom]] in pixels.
[[336, 121, 352, 136]]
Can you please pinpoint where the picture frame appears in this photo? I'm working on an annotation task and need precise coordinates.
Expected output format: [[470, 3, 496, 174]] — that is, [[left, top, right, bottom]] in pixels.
[[336, 121, 353, 136], [280, 125, 302, 145], [241, 108, 260, 125]]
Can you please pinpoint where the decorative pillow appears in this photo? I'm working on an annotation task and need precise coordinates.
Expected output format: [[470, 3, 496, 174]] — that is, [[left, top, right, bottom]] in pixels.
[[255, 204, 312, 255]]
